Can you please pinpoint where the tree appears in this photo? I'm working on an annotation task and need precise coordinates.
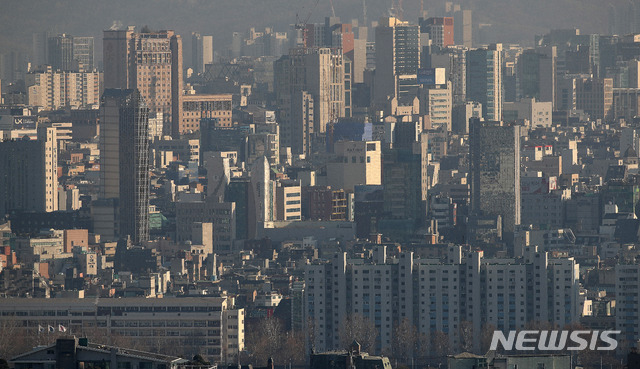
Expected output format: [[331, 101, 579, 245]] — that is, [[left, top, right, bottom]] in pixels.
[[340, 314, 378, 355], [391, 318, 418, 365], [431, 331, 450, 358], [244, 317, 305, 367], [306, 316, 317, 355], [480, 323, 497, 354], [246, 316, 283, 364], [0, 318, 35, 360], [459, 320, 474, 353], [189, 354, 211, 366]]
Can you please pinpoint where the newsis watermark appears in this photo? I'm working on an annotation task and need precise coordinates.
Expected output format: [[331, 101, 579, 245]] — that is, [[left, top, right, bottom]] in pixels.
[[489, 330, 621, 351]]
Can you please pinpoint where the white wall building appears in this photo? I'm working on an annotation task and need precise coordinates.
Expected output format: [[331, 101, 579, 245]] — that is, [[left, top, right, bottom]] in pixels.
[[304, 246, 581, 355]]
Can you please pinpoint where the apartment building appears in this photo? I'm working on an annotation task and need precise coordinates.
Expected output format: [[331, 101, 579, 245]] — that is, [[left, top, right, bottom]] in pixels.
[[616, 264, 640, 345], [26, 66, 102, 110], [304, 246, 581, 355]]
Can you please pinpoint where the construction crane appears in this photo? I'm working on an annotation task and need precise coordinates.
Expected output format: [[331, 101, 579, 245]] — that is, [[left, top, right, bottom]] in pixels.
[[294, 0, 321, 47], [295, 0, 321, 30], [329, 0, 336, 18]]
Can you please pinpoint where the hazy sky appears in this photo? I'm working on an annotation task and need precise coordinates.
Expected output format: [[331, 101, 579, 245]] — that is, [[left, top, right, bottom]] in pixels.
[[0, 0, 627, 63]]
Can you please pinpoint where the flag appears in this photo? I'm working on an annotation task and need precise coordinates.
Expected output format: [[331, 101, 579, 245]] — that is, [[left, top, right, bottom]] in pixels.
[[58, 324, 67, 333], [38, 325, 44, 333], [48, 325, 55, 333]]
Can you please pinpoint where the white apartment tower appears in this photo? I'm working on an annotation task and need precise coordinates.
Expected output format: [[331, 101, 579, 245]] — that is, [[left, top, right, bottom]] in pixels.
[[304, 246, 581, 355]]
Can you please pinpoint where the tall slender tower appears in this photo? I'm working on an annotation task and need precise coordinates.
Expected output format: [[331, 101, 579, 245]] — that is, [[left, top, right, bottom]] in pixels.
[[467, 44, 503, 121], [100, 89, 150, 244], [192, 33, 213, 75], [469, 119, 520, 234], [47, 34, 74, 71], [373, 17, 420, 105], [103, 27, 183, 137]]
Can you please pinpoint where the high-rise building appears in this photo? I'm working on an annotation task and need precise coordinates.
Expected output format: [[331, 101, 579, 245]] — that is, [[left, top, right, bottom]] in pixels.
[[575, 77, 614, 122], [451, 8, 472, 47], [616, 264, 640, 347], [175, 198, 236, 254], [47, 34, 74, 71], [290, 90, 315, 155], [275, 180, 302, 221], [504, 97, 553, 127], [277, 47, 346, 155], [0, 51, 28, 84], [452, 101, 482, 134], [428, 46, 467, 104], [467, 44, 503, 121], [469, 119, 521, 234], [250, 156, 275, 237], [25, 66, 101, 110], [373, 17, 420, 106], [517, 46, 557, 107], [32, 32, 48, 67], [99, 89, 150, 244], [380, 132, 429, 237], [103, 27, 183, 137], [419, 17, 454, 49], [613, 88, 640, 122], [192, 33, 213, 76], [180, 94, 233, 134], [72, 36, 94, 71], [326, 141, 382, 192], [305, 246, 580, 355], [419, 80, 453, 131], [0, 126, 58, 215]]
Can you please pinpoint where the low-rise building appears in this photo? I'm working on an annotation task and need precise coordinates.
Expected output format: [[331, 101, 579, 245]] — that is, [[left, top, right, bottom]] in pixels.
[[0, 297, 244, 363]]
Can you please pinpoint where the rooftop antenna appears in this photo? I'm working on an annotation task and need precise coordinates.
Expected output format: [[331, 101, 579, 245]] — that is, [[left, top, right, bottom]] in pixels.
[[362, 0, 368, 26], [389, 0, 398, 17]]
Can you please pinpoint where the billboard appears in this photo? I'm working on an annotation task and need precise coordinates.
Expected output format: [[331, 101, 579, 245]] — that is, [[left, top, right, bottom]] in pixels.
[[417, 68, 446, 85]]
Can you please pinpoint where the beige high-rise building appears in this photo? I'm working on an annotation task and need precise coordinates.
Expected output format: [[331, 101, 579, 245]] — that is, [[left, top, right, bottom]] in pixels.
[[290, 90, 315, 156], [103, 27, 183, 137], [26, 66, 102, 110], [275, 180, 302, 221], [180, 93, 233, 134], [0, 126, 58, 215], [419, 80, 453, 131], [326, 141, 382, 192], [277, 47, 346, 156], [290, 47, 346, 132]]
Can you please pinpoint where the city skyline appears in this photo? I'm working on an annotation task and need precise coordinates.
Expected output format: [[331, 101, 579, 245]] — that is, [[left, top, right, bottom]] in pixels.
[[3, 2, 640, 369]]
